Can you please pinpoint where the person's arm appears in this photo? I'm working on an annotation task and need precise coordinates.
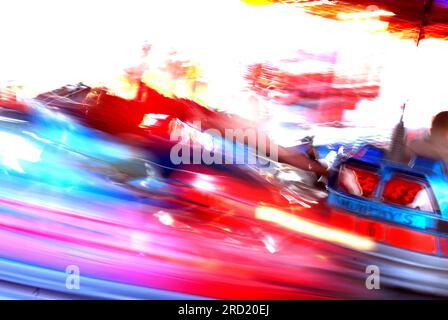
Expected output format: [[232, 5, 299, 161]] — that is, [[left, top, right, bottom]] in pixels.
[[277, 145, 327, 176], [204, 113, 327, 176]]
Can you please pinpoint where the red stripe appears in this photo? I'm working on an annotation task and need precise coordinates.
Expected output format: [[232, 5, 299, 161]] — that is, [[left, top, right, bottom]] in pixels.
[[329, 209, 438, 255]]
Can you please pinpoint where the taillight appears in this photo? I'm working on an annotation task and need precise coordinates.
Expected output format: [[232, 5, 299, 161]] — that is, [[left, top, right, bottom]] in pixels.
[[382, 177, 433, 212], [338, 165, 379, 198]]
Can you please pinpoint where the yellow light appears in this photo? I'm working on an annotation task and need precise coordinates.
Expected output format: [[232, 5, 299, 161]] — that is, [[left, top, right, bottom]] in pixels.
[[255, 206, 375, 251], [240, 0, 274, 6]]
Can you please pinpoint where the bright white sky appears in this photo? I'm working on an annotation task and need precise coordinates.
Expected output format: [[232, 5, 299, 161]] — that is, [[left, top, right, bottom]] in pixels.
[[0, 0, 447, 129], [0, 0, 351, 89], [0, 0, 167, 88]]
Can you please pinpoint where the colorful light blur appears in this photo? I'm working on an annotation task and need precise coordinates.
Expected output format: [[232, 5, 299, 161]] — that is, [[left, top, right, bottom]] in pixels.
[[255, 206, 375, 250], [0, 0, 447, 300]]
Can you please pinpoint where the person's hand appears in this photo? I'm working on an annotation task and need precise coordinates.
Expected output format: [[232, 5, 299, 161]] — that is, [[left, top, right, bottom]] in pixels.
[[278, 147, 328, 177]]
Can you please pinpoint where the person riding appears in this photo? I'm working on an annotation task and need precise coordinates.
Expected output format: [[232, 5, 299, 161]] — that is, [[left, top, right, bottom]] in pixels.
[[408, 111, 448, 163]]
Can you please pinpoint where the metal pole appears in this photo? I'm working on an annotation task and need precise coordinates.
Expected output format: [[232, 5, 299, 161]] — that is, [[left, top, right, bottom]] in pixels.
[[416, 0, 434, 47]]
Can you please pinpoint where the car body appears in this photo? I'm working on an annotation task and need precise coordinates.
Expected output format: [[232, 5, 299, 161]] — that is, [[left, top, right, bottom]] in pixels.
[[322, 144, 448, 295]]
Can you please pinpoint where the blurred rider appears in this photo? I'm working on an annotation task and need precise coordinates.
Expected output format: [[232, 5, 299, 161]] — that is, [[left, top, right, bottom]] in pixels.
[[408, 111, 448, 163]]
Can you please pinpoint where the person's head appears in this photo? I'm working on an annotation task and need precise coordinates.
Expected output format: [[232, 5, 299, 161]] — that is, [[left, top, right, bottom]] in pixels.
[[430, 111, 448, 140]]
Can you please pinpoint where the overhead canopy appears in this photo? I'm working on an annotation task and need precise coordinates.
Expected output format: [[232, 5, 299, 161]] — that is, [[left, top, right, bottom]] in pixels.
[[242, 0, 448, 40]]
